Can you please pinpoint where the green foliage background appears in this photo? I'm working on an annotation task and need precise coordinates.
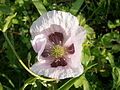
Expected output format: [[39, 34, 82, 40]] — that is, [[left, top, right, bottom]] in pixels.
[[0, 0, 120, 90]]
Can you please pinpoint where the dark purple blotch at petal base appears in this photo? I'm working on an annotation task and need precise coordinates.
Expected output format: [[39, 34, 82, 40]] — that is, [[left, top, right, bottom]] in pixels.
[[51, 57, 67, 67], [49, 32, 64, 45], [67, 44, 75, 54], [41, 49, 50, 57]]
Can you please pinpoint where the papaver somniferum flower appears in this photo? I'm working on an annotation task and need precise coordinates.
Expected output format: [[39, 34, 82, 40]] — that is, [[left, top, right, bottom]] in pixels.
[[30, 10, 86, 79]]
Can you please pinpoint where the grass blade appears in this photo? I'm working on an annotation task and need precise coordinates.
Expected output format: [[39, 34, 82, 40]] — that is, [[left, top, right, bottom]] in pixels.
[[0, 83, 3, 90], [32, 0, 47, 15], [70, 0, 84, 15], [0, 73, 15, 88], [57, 76, 82, 90]]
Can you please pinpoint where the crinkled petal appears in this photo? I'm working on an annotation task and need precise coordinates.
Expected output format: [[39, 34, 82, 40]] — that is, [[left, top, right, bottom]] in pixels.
[[64, 26, 86, 46], [30, 61, 83, 79], [30, 10, 79, 38], [30, 11, 86, 79], [64, 26, 86, 68], [31, 34, 47, 53], [75, 26, 86, 44]]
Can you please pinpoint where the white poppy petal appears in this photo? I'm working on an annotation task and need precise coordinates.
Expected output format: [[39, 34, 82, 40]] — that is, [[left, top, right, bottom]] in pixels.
[[30, 10, 79, 38], [30, 10, 86, 79], [30, 61, 83, 79], [64, 26, 86, 68], [75, 26, 86, 44], [31, 34, 47, 53]]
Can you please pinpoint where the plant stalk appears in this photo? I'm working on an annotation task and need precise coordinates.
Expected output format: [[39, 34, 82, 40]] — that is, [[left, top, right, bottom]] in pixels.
[[3, 32, 55, 81]]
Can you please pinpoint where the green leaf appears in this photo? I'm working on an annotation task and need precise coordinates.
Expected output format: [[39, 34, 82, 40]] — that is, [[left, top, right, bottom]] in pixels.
[[84, 24, 94, 34], [20, 32, 31, 49], [112, 67, 120, 89], [108, 20, 120, 29], [106, 53, 115, 67], [84, 24, 95, 39], [82, 46, 92, 67], [58, 76, 82, 90], [32, 0, 47, 15], [74, 75, 90, 90], [84, 63, 98, 73], [15, 0, 24, 6], [101, 33, 112, 46], [2, 13, 17, 32], [77, 14, 86, 26], [0, 0, 5, 3], [0, 4, 11, 14], [101, 31, 120, 47], [112, 44, 120, 53], [20, 77, 38, 90], [83, 79, 90, 90], [70, 0, 84, 15], [31, 80, 42, 90], [43, 0, 49, 6], [74, 75, 84, 88], [0, 83, 3, 90]]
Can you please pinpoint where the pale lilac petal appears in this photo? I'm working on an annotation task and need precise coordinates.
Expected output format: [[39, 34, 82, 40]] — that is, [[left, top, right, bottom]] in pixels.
[[30, 10, 86, 79], [75, 26, 86, 44], [67, 44, 83, 68], [30, 61, 83, 79], [64, 26, 86, 46], [30, 10, 79, 38], [31, 34, 47, 53], [64, 26, 86, 68]]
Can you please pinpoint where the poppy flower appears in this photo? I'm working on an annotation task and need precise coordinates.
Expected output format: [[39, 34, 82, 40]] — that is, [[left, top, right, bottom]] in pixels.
[[30, 10, 86, 79]]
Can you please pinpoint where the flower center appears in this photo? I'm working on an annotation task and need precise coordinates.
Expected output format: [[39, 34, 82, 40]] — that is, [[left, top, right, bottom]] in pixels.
[[51, 45, 65, 58]]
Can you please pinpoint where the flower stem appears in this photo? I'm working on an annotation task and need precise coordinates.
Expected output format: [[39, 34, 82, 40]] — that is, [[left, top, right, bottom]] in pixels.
[[3, 32, 55, 81]]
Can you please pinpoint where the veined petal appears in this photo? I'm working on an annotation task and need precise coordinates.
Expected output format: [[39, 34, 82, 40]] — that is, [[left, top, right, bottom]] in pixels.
[[64, 26, 86, 47], [30, 10, 79, 39], [30, 10, 86, 79], [75, 26, 86, 44], [64, 26, 86, 68], [31, 34, 47, 53], [30, 61, 83, 79]]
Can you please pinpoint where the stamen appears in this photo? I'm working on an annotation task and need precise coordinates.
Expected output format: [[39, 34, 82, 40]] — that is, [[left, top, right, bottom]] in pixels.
[[51, 45, 65, 58]]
